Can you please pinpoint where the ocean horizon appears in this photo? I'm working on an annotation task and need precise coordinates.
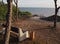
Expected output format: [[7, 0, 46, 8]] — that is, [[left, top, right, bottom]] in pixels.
[[19, 7, 60, 17]]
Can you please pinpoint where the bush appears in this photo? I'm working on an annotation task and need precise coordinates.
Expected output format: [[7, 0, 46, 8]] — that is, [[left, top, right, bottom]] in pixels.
[[0, 1, 32, 21], [19, 11, 32, 19]]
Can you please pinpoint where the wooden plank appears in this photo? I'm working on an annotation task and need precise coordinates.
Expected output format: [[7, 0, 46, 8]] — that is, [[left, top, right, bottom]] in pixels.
[[10, 31, 19, 36]]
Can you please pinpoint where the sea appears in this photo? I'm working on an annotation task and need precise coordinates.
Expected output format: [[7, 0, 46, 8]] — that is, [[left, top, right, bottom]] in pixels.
[[19, 7, 60, 17]]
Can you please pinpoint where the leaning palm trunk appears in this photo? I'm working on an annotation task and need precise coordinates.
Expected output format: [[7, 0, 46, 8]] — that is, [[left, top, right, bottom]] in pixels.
[[4, 0, 13, 44]]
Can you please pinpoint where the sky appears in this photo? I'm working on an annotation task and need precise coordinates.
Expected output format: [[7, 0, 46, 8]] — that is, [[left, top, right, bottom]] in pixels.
[[1, 0, 60, 8]]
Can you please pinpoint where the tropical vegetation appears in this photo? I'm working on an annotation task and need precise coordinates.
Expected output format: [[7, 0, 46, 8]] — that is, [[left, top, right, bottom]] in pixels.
[[0, 1, 32, 21]]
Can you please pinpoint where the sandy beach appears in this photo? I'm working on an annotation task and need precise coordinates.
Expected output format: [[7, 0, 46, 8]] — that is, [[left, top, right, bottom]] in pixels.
[[0, 17, 60, 44]]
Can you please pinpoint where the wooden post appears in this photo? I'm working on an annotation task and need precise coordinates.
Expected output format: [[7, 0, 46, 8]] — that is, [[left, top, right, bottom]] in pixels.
[[5, 0, 12, 44]]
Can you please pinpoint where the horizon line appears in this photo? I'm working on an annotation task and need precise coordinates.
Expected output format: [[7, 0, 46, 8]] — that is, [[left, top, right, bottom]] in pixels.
[[19, 7, 55, 8]]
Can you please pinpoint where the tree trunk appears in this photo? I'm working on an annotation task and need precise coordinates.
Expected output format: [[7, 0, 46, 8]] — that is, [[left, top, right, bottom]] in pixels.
[[16, 0, 18, 21], [2, 0, 3, 3], [14, 0, 18, 21], [54, 0, 57, 29], [5, 0, 12, 44]]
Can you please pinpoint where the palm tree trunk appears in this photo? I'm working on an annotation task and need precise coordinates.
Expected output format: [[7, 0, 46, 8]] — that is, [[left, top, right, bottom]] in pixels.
[[5, 0, 12, 44]]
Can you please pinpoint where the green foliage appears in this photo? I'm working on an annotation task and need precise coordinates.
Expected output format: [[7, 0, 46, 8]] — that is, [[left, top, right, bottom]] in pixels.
[[0, 2, 7, 20], [0, 1, 32, 21], [19, 11, 32, 19]]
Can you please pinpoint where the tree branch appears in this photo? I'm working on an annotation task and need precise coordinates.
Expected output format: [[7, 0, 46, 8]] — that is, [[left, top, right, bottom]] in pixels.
[[57, 6, 60, 10]]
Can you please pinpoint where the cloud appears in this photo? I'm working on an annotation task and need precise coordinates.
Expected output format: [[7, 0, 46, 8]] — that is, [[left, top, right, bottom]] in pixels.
[[2, 0, 60, 8], [19, 0, 54, 7]]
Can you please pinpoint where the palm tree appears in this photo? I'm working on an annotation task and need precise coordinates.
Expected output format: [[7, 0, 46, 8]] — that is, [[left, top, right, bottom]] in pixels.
[[5, 0, 13, 44]]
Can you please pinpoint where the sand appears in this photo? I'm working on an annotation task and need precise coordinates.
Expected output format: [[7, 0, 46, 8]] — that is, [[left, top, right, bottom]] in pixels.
[[0, 18, 60, 44]]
